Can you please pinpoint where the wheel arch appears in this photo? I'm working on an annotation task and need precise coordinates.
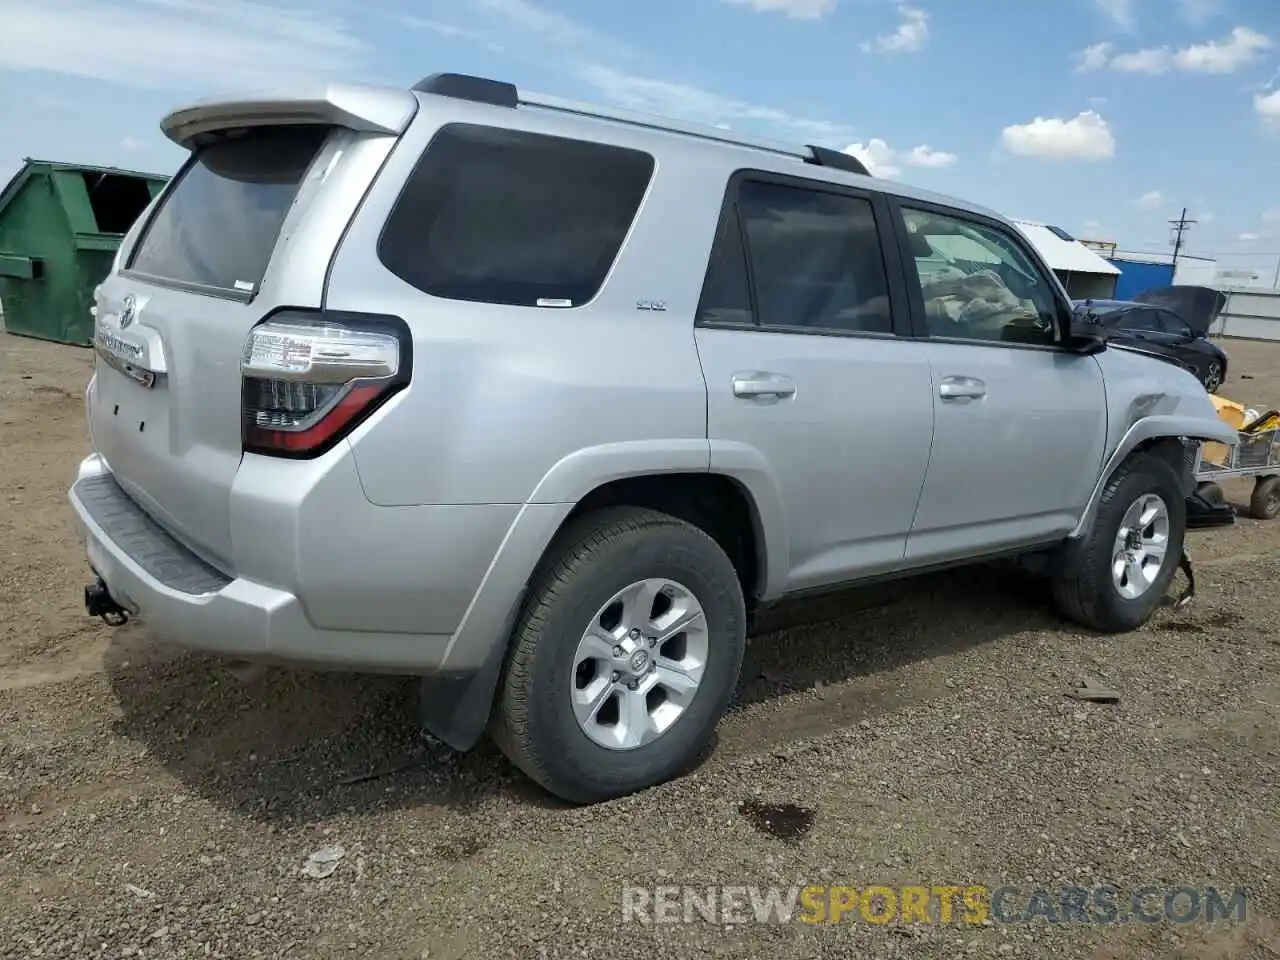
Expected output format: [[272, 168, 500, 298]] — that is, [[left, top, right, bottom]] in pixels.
[[418, 445, 785, 753], [1069, 414, 1237, 542]]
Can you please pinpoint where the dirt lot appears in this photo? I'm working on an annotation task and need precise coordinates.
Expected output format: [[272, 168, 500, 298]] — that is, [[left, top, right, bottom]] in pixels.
[[1, 334, 1278, 959]]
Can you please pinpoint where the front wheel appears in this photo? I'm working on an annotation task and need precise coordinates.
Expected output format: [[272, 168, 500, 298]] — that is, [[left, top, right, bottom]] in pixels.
[[1051, 453, 1186, 633], [492, 507, 746, 804]]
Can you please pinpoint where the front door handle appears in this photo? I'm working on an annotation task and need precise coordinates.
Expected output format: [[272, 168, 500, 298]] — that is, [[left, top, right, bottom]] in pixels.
[[938, 376, 986, 401], [732, 372, 796, 400]]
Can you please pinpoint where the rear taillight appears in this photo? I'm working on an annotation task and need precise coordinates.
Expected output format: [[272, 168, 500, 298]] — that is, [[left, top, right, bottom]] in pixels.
[[241, 309, 411, 458]]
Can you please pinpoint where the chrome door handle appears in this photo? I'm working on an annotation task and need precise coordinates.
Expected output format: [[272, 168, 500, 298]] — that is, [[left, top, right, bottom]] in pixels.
[[938, 376, 986, 400], [732, 372, 796, 399]]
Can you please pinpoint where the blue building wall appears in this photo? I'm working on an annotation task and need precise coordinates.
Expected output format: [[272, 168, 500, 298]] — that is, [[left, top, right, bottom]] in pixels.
[[1112, 258, 1175, 300]]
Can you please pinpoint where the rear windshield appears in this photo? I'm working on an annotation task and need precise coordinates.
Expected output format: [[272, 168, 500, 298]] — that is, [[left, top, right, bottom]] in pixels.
[[377, 123, 655, 308], [127, 125, 329, 294]]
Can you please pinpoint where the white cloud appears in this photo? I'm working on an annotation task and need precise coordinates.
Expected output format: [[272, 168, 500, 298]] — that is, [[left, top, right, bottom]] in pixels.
[[1256, 89, 1280, 126], [841, 139, 957, 179], [119, 136, 146, 153], [1000, 112, 1116, 161], [1263, 209, 1280, 222], [720, 0, 837, 18], [1093, 25, 1271, 75], [904, 145, 957, 167], [1111, 47, 1173, 73], [1135, 190, 1165, 210], [844, 140, 901, 178], [1076, 42, 1113, 71], [1094, 0, 1137, 32], [579, 64, 852, 143], [0, 0, 367, 91], [1238, 232, 1265, 242], [863, 4, 929, 54], [1174, 26, 1271, 72]]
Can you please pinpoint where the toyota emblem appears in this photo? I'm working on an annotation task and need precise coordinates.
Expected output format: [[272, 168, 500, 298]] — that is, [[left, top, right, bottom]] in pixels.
[[118, 294, 137, 329]]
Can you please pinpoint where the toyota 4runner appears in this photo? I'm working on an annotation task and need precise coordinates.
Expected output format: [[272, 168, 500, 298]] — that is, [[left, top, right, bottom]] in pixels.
[[70, 73, 1239, 804]]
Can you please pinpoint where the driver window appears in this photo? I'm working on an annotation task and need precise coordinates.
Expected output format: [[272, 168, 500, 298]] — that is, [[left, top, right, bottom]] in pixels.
[[1120, 309, 1160, 332], [900, 207, 1060, 346]]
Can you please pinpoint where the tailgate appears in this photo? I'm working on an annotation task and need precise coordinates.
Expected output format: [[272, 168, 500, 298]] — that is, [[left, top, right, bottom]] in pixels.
[[89, 87, 417, 570]]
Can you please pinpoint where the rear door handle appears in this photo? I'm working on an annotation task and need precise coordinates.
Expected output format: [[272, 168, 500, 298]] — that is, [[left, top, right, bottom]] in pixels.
[[938, 376, 986, 401], [732, 372, 796, 400]]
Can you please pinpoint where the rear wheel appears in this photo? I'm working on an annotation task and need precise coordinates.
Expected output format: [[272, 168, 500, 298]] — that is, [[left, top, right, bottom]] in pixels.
[[1051, 453, 1185, 633], [493, 507, 746, 804], [1250, 476, 1280, 520]]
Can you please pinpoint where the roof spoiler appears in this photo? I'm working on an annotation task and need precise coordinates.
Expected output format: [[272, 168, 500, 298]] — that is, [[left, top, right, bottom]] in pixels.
[[161, 84, 419, 149]]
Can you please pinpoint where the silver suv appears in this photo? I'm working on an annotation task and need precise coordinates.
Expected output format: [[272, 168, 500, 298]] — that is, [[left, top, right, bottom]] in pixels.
[[70, 73, 1237, 804]]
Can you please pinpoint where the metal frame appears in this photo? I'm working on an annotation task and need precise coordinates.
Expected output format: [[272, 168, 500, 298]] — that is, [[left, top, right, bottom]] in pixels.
[[1193, 427, 1280, 481]]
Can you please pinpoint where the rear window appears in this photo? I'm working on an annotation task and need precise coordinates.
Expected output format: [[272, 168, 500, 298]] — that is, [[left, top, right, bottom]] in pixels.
[[127, 125, 329, 294], [377, 123, 655, 308]]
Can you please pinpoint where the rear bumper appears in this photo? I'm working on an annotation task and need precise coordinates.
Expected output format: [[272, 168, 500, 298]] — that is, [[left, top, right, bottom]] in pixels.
[[67, 454, 460, 674]]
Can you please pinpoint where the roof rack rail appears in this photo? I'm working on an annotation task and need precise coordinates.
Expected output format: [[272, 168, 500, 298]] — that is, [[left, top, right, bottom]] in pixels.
[[805, 144, 869, 177], [410, 72, 872, 177], [411, 72, 518, 108]]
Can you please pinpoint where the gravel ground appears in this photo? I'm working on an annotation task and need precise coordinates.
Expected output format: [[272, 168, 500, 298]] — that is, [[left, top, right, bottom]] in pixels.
[[1, 333, 1278, 960]]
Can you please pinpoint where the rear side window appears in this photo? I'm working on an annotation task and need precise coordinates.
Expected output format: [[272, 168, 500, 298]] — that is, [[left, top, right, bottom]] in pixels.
[[378, 124, 655, 308], [127, 125, 329, 294], [697, 178, 893, 335]]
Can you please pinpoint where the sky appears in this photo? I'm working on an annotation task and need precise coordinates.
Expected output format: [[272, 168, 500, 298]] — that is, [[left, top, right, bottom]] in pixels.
[[2, 0, 1280, 279]]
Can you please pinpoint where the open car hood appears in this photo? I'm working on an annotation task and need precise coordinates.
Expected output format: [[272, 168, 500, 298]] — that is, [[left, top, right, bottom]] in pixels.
[[1131, 284, 1227, 337]]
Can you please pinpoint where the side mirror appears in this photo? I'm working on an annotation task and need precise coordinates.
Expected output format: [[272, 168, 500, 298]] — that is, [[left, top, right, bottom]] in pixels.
[[1064, 304, 1108, 355]]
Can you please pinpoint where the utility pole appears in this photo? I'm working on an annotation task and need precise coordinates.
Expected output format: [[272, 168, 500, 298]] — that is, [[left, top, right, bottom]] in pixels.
[[1169, 207, 1197, 271]]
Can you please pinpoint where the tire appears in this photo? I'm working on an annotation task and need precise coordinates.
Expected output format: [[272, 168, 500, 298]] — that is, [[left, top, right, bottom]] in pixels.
[[1196, 481, 1225, 506], [1051, 453, 1186, 633], [492, 507, 746, 804], [1250, 476, 1280, 520], [1202, 360, 1223, 393]]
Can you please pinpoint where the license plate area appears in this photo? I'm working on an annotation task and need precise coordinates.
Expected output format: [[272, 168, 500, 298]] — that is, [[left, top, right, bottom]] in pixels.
[[94, 362, 172, 454]]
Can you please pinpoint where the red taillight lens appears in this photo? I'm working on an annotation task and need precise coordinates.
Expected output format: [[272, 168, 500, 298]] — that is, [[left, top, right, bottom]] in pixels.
[[241, 310, 411, 458]]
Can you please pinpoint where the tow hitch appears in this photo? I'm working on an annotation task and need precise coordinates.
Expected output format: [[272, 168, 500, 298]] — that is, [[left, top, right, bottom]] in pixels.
[[85, 577, 129, 626]]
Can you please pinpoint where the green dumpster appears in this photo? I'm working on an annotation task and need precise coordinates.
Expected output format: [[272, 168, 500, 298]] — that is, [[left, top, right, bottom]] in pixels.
[[0, 159, 168, 345]]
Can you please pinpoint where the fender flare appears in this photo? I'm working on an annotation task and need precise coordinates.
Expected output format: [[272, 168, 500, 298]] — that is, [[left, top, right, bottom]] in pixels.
[[1068, 414, 1239, 541], [419, 439, 788, 750]]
